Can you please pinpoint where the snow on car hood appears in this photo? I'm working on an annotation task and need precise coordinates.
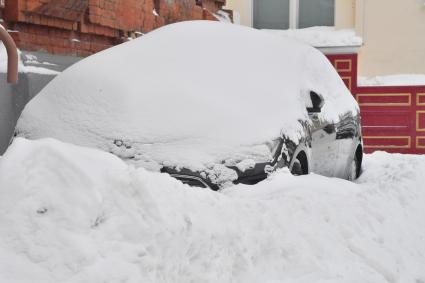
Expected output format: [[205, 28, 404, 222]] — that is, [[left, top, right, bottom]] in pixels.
[[16, 21, 358, 174]]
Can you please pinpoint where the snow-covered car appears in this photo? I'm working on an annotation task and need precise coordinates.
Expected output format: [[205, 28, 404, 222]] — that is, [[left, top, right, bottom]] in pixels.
[[14, 21, 363, 190]]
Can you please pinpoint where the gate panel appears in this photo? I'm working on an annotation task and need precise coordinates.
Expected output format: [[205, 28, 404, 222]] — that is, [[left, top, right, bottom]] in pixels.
[[361, 110, 411, 136], [327, 54, 357, 92], [326, 53, 425, 154], [355, 87, 425, 154]]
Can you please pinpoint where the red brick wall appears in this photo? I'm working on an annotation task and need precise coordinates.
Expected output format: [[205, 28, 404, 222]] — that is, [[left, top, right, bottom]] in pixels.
[[1, 0, 226, 56], [87, 0, 163, 32], [157, 0, 215, 24]]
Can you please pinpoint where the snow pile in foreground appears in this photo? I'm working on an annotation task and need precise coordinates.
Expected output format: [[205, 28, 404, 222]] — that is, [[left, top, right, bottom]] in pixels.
[[264, 26, 363, 48], [0, 138, 424, 283], [358, 74, 425, 86], [16, 21, 357, 173]]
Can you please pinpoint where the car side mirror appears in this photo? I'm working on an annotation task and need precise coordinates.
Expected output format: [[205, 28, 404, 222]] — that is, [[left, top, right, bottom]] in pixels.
[[307, 91, 324, 113]]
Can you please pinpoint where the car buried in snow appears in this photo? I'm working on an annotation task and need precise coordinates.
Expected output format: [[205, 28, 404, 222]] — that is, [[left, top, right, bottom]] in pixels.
[[14, 21, 363, 190]]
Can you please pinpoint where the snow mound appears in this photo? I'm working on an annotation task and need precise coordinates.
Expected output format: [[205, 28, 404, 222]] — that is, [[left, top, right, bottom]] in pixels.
[[16, 21, 357, 173], [0, 138, 424, 283], [264, 26, 363, 47]]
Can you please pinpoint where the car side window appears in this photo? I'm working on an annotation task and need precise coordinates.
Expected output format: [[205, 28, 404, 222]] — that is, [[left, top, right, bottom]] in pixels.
[[307, 91, 325, 113]]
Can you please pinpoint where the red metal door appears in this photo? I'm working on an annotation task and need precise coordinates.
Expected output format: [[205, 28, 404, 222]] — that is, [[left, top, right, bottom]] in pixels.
[[327, 54, 425, 154]]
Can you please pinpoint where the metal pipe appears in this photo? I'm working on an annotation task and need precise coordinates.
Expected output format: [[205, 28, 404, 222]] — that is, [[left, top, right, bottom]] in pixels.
[[0, 25, 18, 84]]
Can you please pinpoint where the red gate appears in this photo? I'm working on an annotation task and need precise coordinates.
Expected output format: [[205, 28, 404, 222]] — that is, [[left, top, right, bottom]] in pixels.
[[327, 54, 425, 154]]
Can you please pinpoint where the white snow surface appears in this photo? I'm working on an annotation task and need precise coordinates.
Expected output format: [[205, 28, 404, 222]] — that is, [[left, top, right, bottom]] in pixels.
[[264, 26, 363, 48], [1, 138, 424, 283], [16, 21, 357, 175], [358, 74, 425, 86]]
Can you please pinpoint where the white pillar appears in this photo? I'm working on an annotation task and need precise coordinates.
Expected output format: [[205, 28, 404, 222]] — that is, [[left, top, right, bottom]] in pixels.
[[289, 0, 299, 29]]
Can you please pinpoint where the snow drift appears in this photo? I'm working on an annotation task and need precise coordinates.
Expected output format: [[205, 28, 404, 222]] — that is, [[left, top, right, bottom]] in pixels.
[[15, 21, 357, 173], [0, 138, 424, 283]]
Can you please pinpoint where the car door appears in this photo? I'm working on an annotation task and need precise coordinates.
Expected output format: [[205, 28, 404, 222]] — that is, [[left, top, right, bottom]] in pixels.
[[333, 111, 359, 178], [307, 91, 340, 177]]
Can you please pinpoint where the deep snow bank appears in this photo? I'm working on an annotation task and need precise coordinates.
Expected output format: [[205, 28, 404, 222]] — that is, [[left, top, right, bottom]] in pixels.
[[0, 138, 424, 283]]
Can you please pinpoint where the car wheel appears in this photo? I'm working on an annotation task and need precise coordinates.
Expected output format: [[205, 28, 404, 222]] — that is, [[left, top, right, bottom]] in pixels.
[[291, 158, 303, 176], [348, 155, 359, 181]]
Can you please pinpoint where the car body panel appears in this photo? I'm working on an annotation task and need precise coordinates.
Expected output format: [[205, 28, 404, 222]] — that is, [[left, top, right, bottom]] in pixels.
[[12, 22, 363, 190], [163, 106, 363, 189]]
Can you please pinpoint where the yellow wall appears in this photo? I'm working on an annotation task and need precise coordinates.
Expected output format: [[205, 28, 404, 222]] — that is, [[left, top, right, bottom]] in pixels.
[[225, 0, 425, 76], [335, 0, 355, 29], [358, 0, 425, 76]]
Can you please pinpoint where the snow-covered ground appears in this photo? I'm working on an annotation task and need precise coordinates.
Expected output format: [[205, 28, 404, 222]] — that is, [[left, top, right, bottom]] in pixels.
[[0, 138, 424, 283]]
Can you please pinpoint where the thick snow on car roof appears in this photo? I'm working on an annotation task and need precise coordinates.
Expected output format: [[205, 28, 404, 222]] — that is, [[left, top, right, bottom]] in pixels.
[[16, 21, 357, 174]]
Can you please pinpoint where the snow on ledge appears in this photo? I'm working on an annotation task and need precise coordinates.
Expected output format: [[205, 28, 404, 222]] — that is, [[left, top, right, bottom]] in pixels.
[[358, 74, 425, 87], [263, 26, 363, 48], [0, 43, 59, 75]]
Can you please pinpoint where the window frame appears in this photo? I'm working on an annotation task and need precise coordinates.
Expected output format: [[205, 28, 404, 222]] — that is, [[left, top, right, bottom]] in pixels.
[[251, 0, 336, 29]]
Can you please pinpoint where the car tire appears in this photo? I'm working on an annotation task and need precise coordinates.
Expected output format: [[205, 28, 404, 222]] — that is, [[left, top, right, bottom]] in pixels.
[[291, 158, 303, 176]]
